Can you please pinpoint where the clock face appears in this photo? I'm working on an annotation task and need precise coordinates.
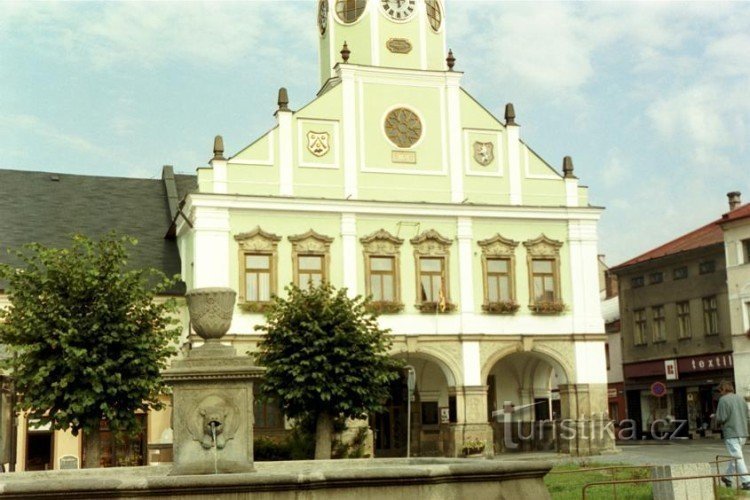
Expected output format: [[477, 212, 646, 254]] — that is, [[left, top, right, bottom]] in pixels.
[[318, 0, 328, 35], [381, 0, 416, 22]]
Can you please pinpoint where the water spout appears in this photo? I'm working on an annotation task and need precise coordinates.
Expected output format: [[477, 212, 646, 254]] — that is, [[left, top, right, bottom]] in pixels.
[[210, 421, 219, 475]]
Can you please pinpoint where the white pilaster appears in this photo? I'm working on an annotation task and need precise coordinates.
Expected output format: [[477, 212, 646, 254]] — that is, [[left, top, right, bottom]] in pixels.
[[192, 206, 231, 289], [341, 212, 358, 296], [462, 341, 481, 386], [573, 341, 607, 384], [506, 124, 522, 205], [457, 217, 474, 315], [567, 220, 604, 333], [446, 74, 464, 203], [341, 68, 358, 198], [565, 178, 579, 207], [277, 110, 293, 196], [210, 158, 228, 194], [369, 1, 379, 67]]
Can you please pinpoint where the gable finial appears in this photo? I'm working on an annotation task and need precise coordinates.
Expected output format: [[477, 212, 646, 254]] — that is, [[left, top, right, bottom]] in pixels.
[[277, 87, 289, 111], [563, 156, 576, 179], [504, 103, 517, 126], [446, 49, 456, 71], [341, 42, 351, 63], [213, 135, 225, 160]]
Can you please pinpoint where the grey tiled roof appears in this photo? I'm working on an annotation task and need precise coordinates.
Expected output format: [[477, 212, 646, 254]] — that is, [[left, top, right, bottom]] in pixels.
[[0, 169, 197, 294]]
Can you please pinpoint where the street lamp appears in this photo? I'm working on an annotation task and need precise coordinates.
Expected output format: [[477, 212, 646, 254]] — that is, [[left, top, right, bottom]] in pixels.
[[405, 365, 415, 458]]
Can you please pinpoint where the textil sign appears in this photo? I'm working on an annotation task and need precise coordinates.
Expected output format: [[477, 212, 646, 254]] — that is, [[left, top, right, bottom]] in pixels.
[[677, 353, 733, 373]]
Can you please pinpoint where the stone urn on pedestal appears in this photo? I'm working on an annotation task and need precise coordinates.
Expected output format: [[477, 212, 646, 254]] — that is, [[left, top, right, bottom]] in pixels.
[[164, 287, 264, 475]]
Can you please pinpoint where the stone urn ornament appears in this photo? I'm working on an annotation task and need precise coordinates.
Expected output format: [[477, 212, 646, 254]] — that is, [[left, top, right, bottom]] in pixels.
[[185, 287, 236, 341]]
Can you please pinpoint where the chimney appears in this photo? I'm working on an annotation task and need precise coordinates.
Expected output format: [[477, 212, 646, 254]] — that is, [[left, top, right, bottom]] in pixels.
[[727, 191, 742, 211]]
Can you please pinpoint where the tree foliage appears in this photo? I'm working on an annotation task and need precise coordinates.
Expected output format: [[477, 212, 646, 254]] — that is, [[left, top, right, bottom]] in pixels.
[[0, 233, 181, 437], [255, 283, 401, 457]]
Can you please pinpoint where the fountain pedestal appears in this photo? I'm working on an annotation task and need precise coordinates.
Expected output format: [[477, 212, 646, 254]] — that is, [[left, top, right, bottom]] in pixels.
[[164, 288, 264, 476]]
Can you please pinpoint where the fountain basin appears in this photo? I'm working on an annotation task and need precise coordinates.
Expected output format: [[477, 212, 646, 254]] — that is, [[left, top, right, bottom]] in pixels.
[[0, 458, 552, 499]]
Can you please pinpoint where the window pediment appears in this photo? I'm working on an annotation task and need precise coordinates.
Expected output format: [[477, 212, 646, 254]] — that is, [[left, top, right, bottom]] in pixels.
[[478, 234, 518, 257], [288, 229, 334, 254], [410, 229, 452, 256], [360, 229, 403, 255], [523, 234, 563, 257], [234, 227, 281, 252]]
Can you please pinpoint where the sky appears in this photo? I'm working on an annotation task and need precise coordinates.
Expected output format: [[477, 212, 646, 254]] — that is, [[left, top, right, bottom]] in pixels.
[[1, 1, 749, 266]]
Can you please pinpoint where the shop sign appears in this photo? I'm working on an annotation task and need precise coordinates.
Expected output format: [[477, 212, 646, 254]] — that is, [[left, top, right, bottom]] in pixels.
[[677, 353, 733, 373], [665, 359, 679, 380], [440, 407, 450, 424], [650, 381, 667, 398], [608, 387, 618, 398]]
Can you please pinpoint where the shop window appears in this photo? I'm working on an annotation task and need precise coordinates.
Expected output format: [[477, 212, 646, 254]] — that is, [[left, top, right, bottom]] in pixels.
[[649, 272, 664, 285], [235, 227, 281, 305], [478, 234, 518, 311], [677, 301, 692, 339], [633, 309, 647, 346], [631, 276, 644, 288], [360, 229, 403, 308], [702, 296, 719, 335], [289, 230, 334, 287], [411, 229, 453, 310], [652, 305, 666, 342], [673, 266, 688, 280], [699, 260, 716, 274], [523, 235, 564, 312], [84, 416, 147, 468]]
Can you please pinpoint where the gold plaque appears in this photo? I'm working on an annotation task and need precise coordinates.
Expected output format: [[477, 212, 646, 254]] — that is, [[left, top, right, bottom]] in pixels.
[[392, 151, 417, 164], [386, 38, 413, 54]]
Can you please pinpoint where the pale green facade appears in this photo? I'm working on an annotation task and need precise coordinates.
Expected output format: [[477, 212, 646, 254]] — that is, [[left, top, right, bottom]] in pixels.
[[178, 0, 611, 458]]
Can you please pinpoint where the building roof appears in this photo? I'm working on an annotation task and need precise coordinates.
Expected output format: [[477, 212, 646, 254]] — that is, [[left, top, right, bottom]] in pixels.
[[612, 203, 750, 271], [0, 168, 196, 294], [720, 202, 750, 224]]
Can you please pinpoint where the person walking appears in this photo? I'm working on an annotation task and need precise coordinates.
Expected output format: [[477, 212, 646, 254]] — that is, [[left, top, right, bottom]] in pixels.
[[714, 380, 750, 489]]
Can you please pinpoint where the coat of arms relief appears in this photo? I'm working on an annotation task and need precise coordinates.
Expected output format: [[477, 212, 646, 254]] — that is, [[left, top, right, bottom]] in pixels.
[[472, 141, 494, 166], [306, 131, 330, 157]]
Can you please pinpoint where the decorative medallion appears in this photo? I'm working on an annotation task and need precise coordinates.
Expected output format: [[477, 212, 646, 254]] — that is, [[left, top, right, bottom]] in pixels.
[[307, 131, 330, 157], [384, 108, 422, 148], [473, 141, 494, 166], [386, 38, 412, 54]]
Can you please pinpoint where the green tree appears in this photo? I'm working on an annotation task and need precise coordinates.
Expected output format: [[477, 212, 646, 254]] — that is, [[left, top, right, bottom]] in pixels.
[[0, 233, 181, 468], [255, 283, 401, 459]]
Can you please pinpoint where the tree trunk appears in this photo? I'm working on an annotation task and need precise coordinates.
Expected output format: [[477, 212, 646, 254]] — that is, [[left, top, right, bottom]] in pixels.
[[314, 413, 333, 460], [83, 427, 102, 469]]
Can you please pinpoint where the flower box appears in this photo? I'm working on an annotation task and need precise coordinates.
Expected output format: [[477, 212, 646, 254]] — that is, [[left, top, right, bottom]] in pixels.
[[529, 301, 566, 314], [239, 301, 273, 314], [417, 301, 457, 314], [482, 301, 520, 314], [366, 301, 404, 315]]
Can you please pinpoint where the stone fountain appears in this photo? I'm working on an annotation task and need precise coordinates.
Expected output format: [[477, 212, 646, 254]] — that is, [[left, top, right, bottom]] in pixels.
[[163, 287, 264, 475]]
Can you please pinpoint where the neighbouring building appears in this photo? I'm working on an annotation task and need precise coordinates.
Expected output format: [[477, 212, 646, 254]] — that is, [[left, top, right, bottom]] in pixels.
[[0, 168, 195, 471], [719, 192, 750, 402], [611, 193, 747, 439], [599, 258, 625, 430], [174, 0, 611, 457]]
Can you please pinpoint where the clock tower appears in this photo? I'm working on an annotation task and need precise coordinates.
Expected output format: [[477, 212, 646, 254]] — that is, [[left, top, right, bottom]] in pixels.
[[318, 0, 448, 86]]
